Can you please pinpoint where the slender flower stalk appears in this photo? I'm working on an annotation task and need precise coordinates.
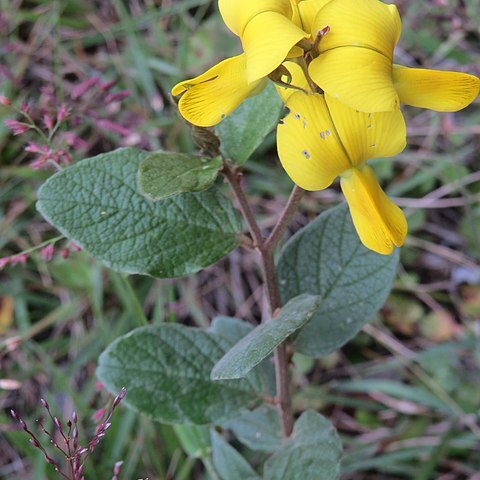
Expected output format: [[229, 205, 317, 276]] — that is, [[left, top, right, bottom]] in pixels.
[[10, 388, 126, 480]]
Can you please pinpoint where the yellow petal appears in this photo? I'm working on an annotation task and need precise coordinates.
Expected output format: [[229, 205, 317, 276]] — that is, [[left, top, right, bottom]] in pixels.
[[296, 0, 331, 34], [324, 94, 406, 166], [275, 61, 311, 102], [309, 47, 400, 112], [392, 65, 480, 112], [290, 0, 302, 30], [172, 54, 266, 127], [340, 165, 407, 255], [242, 12, 309, 82], [218, 0, 292, 37], [314, 0, 401, 59], [286, 45, 304, 59], [277, 92, 351, 190]]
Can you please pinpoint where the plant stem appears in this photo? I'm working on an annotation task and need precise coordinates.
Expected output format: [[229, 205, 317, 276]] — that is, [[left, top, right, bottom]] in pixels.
[[221, 162, 263, 248], [222, 161, 302, 437], [259, 250, 294, 437], [264, 185, 304, 253]]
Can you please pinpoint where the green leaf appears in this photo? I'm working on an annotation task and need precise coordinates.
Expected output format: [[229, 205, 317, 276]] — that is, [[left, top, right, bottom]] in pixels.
[[211, 316, 276, 396], [210, 316, 254, 344], [211, 430, 261, 480], [37, 148, 242, 278], [222, 406, 282, 453], [277, 204, 399, 357], [96, 324, 260, 425], [173, 424, 211, 459], [215, 83, 283, 165], [264, 411, 342, 480], [211, 294, 322, 380], [138, 152, 222, 200]]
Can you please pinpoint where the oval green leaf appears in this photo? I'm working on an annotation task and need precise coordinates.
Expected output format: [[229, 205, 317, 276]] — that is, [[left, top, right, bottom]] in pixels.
[[97, 324, 260, 425], [211, 294, 322, 380], [211, 316, 276, 395], [277, 204, 399, 357], [37, 148, 242, 278], [222, 405, 282, 453], [138, 152, 222, 200], [264, 411, 342, 480]]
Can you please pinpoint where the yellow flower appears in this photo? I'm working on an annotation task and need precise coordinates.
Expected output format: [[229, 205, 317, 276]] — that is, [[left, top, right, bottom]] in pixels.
[[171, 0, 478, 254], [277, 69, 407, 255], [307, 0, 480, 113], [172, 0, 309, 127]]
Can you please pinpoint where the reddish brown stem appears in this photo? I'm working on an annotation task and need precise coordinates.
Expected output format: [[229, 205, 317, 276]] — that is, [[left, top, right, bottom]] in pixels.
[[223, 161, 303, 437]]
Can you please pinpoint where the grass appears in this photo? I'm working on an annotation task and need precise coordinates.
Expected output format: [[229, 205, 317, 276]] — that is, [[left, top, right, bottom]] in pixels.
[[1, 0, 480, 478]]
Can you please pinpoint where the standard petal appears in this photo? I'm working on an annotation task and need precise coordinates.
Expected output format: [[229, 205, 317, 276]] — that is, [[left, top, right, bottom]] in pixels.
[[242, 12, 309, 82], [340, 165, 407, 255], [309, 47, 400, 112], [277, 92, 351, 190], [172, 54, 266, 127], [324, 94, 406, 165], [392, 65, 480, 112], [275, 61, 311, 102], [313, 0, 401, 59], [218, 0, 292, 37]]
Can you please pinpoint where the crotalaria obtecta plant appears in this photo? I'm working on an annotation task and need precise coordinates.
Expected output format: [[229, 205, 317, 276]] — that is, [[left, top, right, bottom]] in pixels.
[[32, 2, 480, 476], [172, 0, 480, 254]]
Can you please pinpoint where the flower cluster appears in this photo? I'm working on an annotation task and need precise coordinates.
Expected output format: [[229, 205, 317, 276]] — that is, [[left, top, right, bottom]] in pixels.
[[172, 0, 480, 255], [10, 388, 126, 480], [2, 77, 138, 171], [0, 241, 81, 271]]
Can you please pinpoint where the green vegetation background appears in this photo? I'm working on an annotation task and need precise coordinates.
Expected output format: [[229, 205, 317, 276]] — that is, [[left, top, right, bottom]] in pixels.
[[1, 0, 480, 478]]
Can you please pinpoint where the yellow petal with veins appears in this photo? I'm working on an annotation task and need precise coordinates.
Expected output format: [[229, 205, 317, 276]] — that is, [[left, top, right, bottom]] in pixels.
[[313, 0, 401, 59], [296, 0, 331, 34], [290, 0, 302, 29], [340, 165, 407, 255], [242, 12, 309, 82], [309, 47, 400, 112], [392, 65, 480, 112], [218, 0, 292, 37], [324, 94, 406, 166], [172, 54, 266, 127], [287, 45, 304, 59], [277, 92, 351, 190], [275, 61, 311, 102]]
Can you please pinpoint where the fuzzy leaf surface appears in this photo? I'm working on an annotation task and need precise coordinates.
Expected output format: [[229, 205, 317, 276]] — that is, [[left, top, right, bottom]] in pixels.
[[211, 316, 276, 395], [211, 294, 322, 380], [264, 411, 342, 480], [277, 204, 399, 357], [138, 152, 222, 200], [210, 316, 254, 344], [37, 148, 241, 278], [222, 406, 282, 453], [97, 324, 260, 425]]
